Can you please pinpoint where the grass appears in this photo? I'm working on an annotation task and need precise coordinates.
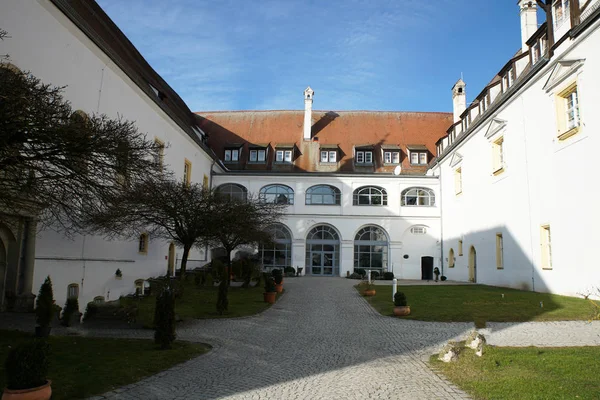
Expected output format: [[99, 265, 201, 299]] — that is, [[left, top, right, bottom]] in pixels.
[[0, 330, 209, 399], [121, 280, 280, 327], [358, 284, 598, 326], [430, 345, 600, 399]]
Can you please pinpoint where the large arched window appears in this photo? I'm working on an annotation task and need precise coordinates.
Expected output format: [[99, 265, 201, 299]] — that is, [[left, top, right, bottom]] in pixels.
[[401, 187, 435, 206], [260, 224, 292, 271], [353, 186, 387, 206], [259, 184, 294, 205], [305, 185, 341, 205], [216, 183, 248, 201], [306, 225, 340, 276], [354, 226, 389, 273]]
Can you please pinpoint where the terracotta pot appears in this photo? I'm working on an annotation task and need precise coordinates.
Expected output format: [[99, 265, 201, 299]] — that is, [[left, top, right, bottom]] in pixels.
[[393, 306, 411, 316], [263, 292, 276, 304], [362, 290, 376, 297], [275, 284, 283, 293], [2, 380, 52, 400]]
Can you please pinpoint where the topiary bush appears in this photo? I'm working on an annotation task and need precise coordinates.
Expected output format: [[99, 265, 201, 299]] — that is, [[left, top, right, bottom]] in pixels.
[[394, 291, 407, 307], [61, 297, 79, 327], [216, 279, 228, 315], [264, 273, 276, 293], [5, 339, 50, 390], [347, 272, 362, 279], [272, 269, 283, 284], [154, 286, 176, 349], [35, 276, 55, 336], [356, 268, 366, 277], [441, 275, 447, 281], [83, 302, 98, 322], [370, 271, 380, 280], [383, 272, 394, 280]]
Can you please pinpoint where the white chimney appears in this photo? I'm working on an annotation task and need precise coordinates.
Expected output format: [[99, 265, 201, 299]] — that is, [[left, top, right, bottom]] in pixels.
[[303, 86, 314, 140], [519, 0, 538, 53], [452, 79, 466, 123]]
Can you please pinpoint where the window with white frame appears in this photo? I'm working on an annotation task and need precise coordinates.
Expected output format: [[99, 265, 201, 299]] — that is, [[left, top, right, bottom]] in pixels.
[[401, 187, 435, 206], [305, 185, 341, 205], [410, 151, 428, 165], [556, 83, 581, 140], [224, 148, 240, 162], [275, 149, 293, 163], [249, 148, 266, 163], [410, 226, 427, 235], [67, 283, 79, 299], [553, 0, 570, 30], [355, 150, 373, 164], [565, 87, 580, 131], [353, 186, 387, 206], [492, 137, 504, 174], [540, 225, 552, 269], [320, 150, 337, 163], [216, 183, 248, 201], [259, 184, 294, 204], [384, 151, 400, 164], [455, 167, 462, 195], [138, 233, 148, 253]]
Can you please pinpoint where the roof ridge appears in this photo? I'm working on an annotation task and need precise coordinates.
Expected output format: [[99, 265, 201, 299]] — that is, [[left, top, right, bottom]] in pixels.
[[196, 110, 452, 115]]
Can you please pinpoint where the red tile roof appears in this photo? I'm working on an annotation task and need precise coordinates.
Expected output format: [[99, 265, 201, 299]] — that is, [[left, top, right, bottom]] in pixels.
[[196, 110, 452, 174]]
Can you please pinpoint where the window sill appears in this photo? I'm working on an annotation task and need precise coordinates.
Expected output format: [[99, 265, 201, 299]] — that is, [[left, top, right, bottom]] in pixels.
[[274, 162, 293, 165], [353, 204, 387, 207], [455, 191, 463, 196], [320, 162, 338, 165], [247, 161, 267, 165], [383, 163, 400, 167], [492, 167, 505, 176], [401, 205, 436, 207], [557, 126, 580, 141], [223, 160, 240, 164], [305, 203, 341, 206], [138, 251, 147, 255], [541, 267, 553, 271], [354, 163, 374, 166]]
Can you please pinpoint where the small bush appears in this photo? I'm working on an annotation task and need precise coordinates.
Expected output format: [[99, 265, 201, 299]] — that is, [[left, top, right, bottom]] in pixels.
[[264, 273, 276, 293], [154, 286, 176, 349], [83, 302, 98, 322], [441, 275, 447, 281], [272, 269, 283, 284], [61, 297, 79, 327], [284, 266, 295, 274], [35, 276, 54, 331], [383, 272, 394, 280], [370, 271, 380, 280], [347, 272, 362, 279], [5, 339, 50, 390], [394, 291, 407, 307], [356, 268, 366, 277]]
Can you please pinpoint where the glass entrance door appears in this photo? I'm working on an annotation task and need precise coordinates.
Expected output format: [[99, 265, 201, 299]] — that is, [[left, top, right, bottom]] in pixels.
[[310, 245, 335, 275]]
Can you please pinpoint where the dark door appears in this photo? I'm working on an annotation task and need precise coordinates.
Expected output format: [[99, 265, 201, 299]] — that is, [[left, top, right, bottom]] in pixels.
[[421, 256, 434, 280]]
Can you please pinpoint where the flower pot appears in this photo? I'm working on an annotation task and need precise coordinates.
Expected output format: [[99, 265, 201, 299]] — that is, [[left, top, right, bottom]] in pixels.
[[263, 292, 276, 304], [2, 380, 52, 400], [362, 290, 376, 297], [393, 306, 411, 316], [275, 284, 283, 293]]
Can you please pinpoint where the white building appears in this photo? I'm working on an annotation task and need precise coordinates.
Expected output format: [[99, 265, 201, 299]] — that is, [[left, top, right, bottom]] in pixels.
[[1, 0, 599, 310], [433, 0, 600, 297]]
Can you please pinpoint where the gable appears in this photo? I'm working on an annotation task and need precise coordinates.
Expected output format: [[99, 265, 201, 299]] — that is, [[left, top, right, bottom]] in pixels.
[[484, 118, 507, 140], [449, 152, 463, 167], [543, 59, 585, 92]]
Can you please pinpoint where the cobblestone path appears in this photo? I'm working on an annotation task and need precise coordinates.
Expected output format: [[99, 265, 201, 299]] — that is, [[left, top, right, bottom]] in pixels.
[[92, 277, 473, 399]]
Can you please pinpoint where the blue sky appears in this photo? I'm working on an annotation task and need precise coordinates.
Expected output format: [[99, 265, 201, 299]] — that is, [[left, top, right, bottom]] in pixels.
[[97, 0, 540, 113]]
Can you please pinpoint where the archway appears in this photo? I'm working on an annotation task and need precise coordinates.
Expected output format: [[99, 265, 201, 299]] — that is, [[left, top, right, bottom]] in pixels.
[[260, 224, 292, 272], [306, 225, 340, 276], [469, 246, 477, 283], [353, 225, 389, 274], [167, 243, 176, 276]]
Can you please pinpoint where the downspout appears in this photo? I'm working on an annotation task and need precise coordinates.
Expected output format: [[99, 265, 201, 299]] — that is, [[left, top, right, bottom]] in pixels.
[[431, 159, 444, 276]]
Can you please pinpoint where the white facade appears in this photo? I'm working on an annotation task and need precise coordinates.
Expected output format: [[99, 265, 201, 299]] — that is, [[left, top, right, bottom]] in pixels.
[[0, 0, 216, 308], [434, 2, 600, 297]]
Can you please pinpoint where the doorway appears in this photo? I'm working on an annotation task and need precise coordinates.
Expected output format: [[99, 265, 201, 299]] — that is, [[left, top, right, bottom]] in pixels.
[[421, 256, 434, 280], [469, 246, 477, 282]]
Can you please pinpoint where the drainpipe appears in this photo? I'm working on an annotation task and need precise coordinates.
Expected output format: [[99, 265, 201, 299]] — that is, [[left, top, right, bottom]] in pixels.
[[431, 160, 444, 276]]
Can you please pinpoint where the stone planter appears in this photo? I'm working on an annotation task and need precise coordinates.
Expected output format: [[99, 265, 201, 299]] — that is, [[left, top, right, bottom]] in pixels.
[[362, 290, 376, 297], [263, 292, 276, 304], [2, 380, 52, 400], [393, 306, 411, 316], [275, 284, 283, 294]]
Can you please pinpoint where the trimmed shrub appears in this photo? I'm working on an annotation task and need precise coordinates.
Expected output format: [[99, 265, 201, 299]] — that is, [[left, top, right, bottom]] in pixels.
[[5, 339, 50, 390], [154, 286, 176, 349], [347, 272, 362, 280], [394, 291, 407, 307], [370, 271, 380, 280], [83, 302, 98, 322], [355, 268, 366, 277], [272, 269, 283, 284], [35, 276, 54, 332], [383, 272, 394, 280], [264, 273, 276, 293], [216, 279, 229, 315], [441, 275, 447, 281], [61, 297, 79, 327]]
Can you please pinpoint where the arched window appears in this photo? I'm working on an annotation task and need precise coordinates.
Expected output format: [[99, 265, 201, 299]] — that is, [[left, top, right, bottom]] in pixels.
[[138, 233, 148, 253], [305, 185, 341, 205], [259, 184, 294, 205], [216, 183, 248, 201], [353, 186, 387, 206], [354, 226, 389, 273], [306, 225, 340, 276], [260, 224, 292, 271], [93, 296, 105, 304], [401, 187, 435, 206], [449, 248, 455, 268], [67, 283, 79, 299]]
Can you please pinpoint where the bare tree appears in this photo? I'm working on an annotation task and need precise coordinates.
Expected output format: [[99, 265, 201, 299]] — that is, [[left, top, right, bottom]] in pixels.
[[0, 59, 163, 233]]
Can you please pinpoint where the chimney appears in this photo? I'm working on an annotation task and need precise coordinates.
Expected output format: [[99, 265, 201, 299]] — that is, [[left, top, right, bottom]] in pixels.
[[303, 86, 314, 140], [519, 1, 538, 53], [452, 79, 466, 123]]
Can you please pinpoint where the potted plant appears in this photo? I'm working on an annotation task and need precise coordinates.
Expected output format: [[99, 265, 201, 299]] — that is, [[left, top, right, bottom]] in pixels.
[[35, 277, 54, 338], [2, 339, 52, 400], [393, 291, 410, 316], [115, 268, 123, 280], [263, 274, 277, 304], [359, 282, 376, 297], [272, 269, 284, 293], [433, 267, 440, 282]]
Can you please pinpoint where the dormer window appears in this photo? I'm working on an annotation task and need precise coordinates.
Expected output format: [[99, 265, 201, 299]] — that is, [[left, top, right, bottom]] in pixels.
[[381, 145, 400, 165], [355, 146, 374, 165], [249, 149, 266, 163], [320, 145, 338, 163], [224, 145, 242, 163], [553, 0, 570, 31], [275, 146, 293, 164], [407, 145, 428, 165]]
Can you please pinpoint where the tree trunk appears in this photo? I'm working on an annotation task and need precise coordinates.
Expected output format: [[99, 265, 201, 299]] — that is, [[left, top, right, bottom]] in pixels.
[[179, 244, 191, 280], [226, 247, 233, 287]]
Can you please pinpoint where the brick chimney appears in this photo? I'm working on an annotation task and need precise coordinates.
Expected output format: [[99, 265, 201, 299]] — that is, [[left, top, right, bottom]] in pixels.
[[452, 79, 466, 123], [303, 86, 314, 140]]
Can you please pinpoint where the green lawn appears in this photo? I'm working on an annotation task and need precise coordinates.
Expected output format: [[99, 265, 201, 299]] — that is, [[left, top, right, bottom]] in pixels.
[[121, 281, 280, 327], [430, 346, 600, 399], [359, 284, 597, 326], [0, 330, 209, 400]]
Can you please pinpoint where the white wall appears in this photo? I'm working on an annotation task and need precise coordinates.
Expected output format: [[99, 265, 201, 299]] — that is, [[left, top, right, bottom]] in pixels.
[[0, 0, 215, 308], [436, 20, 600, 297]]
